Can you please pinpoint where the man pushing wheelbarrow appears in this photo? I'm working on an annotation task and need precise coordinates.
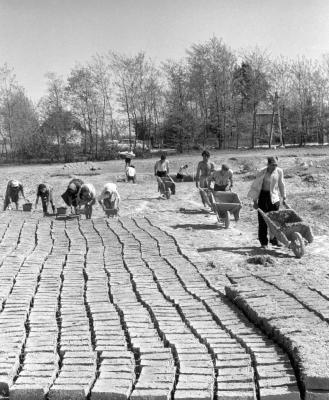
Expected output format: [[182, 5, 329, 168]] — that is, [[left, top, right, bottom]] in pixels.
[[248, 156, 313, 257], [197, 161, 241, 229], [154, 153, 175, 199]]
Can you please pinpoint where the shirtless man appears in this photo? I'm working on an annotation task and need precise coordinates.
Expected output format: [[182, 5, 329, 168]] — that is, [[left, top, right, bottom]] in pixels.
[[195, 150, 215, 188]]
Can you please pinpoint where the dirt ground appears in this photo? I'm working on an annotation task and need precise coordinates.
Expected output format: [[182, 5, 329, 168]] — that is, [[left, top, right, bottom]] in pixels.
[[1, 146, 328, 265], [1, 146, 329, 399]]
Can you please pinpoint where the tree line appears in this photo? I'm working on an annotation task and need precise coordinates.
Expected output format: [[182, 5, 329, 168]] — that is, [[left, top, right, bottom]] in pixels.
[[1, 37, 329, 161]]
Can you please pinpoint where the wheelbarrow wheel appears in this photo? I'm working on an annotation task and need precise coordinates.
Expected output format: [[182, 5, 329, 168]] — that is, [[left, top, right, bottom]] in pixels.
[[224, 211, 230, 229], [290, 232, 305, 258]]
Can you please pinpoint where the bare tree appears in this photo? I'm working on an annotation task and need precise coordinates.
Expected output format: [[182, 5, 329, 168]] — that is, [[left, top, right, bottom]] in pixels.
[[234, 48, 270, 148]]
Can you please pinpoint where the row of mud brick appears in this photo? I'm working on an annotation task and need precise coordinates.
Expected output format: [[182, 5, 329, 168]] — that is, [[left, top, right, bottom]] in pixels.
[[0, 213, 299, 400], [223, 267, 329, 400]]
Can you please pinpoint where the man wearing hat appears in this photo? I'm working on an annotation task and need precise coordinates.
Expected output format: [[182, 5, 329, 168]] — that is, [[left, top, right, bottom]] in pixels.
[[35, 183, 56, 215], [4, 180, 26, 210], [248, 156, 286, 248]]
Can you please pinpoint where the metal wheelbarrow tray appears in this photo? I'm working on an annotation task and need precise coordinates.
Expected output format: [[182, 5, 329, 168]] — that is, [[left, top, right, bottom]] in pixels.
[[157, 176, 176, 199], [199, 189, 242, 228], [258, 208, 314, 258]]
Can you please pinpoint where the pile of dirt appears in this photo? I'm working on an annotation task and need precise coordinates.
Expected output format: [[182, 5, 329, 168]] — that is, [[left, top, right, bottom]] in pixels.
[[247, 255, 275, 266]]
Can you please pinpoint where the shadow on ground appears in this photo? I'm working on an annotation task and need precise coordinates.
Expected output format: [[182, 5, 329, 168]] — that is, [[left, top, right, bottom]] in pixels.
[[178, 208, 210, 215], [198, 245, 294, 258], [172, 223, 222, 230]]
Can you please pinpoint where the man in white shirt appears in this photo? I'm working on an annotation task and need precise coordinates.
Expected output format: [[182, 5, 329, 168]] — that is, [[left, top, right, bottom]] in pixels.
[[154, 154, 169, 177], [211, 164, 233, 191], [248, 156, 286, 248]]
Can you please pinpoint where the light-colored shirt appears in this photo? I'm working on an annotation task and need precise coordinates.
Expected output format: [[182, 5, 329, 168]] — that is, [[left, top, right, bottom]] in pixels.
[[98, 183, 120, 202], [211, 169, 233, 187], [126, 166, 136, 177], [6, 180, 24, 197], [248, 167, 286, 204], [155, 159, 169, 173]]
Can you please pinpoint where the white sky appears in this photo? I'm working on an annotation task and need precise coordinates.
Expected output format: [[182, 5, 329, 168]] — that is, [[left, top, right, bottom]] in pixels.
[[1, 0, 329, 102]]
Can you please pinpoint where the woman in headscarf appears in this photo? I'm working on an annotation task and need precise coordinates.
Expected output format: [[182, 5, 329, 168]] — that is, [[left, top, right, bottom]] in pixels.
[[61, 178, 84, 214], [77, 183, 96, 219], [98, 183, 120, 214], [4, 180, 26, 210], [35, 183, 56, 215]]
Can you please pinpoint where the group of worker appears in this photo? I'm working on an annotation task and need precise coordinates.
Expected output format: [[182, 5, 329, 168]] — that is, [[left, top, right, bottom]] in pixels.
[[153, 150, 234, 195], [4, 150, 286, 249], [195, 150, 233, 191], [3, 178, 120, 220], [187, 149, 286, 249]]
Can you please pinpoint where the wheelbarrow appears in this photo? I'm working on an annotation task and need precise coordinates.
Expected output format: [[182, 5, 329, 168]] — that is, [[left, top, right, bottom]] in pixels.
[[258, 205, 314, 258], [199, 188, 242, 228], [156, 175, 176, 199]]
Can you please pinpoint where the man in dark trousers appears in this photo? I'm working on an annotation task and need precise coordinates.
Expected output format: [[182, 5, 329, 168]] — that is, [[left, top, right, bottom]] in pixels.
[[248, 156, 286, 248]]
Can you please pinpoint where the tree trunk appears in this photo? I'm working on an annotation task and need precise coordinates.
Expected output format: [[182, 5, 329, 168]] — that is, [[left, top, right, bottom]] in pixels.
[[251, 107, 257, 148], [235, 117, 240, 149], [269, 108, 275, 149], [95, 119, 98, 159], [281, 105, 286, 147]]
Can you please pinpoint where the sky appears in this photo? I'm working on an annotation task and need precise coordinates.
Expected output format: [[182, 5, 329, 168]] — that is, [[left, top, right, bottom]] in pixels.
[[1, 0, 329, 102]]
